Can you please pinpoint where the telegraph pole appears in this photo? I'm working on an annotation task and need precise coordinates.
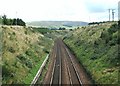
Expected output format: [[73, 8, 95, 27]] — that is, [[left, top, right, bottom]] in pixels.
[[108, 9, 111, 21], [16, 11, 17, 26], [108, 9, 115, 22], [112, 9, 115, 21], [118, 1, 120, 21]]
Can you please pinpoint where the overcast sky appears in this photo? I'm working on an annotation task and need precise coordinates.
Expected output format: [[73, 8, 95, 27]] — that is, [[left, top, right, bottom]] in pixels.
[[0, 0, 119, 22]]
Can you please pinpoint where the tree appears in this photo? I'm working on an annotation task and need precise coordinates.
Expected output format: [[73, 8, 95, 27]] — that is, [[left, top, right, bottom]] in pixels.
[[7, 19, 13, 25], [17, 18, 26, 26], [1, 14, 26, 26], [118, 20, 120, 27], [0, 16, 2, 24], [2, 15, 7, 25], [59, 27, 66, 30], [12, 18, 26, 26]]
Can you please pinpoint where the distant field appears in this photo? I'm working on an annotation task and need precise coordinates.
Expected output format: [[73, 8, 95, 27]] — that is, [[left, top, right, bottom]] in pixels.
[[26, 21, 88, 29]]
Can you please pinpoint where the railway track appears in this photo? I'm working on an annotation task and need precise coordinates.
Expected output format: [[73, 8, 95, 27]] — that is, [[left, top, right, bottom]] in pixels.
[[42, 39, 92, 85]]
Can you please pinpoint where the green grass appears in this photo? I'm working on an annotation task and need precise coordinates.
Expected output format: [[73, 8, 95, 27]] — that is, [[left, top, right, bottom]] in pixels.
[[64, 22, 119, 84], [2, 26, 53, 84], [1, 24, 71, 84], [35, 56, 50, 84], [32, 27, 52, 34], [24, 54, 47, 84], [0, 27, 2, 56]]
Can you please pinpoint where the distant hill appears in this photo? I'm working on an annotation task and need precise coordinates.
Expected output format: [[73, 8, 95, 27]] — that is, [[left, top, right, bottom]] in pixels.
[[27, 21, 88, 29]]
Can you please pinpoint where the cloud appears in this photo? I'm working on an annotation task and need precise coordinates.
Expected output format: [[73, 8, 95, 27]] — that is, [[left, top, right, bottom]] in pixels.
[[84, 0, 119, 13], [0, 0, 119, 22], [86, 4, 106, 13]]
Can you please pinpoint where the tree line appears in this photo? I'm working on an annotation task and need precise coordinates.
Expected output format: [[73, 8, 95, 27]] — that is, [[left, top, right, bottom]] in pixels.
[[88, 21, 107, 25], [0, 15, 26, 26]]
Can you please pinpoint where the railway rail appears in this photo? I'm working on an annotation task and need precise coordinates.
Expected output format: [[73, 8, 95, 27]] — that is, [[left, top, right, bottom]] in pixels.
[[42, 38, 92, 85]]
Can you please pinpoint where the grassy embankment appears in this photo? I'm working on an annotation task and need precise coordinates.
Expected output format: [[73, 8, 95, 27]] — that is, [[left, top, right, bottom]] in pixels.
[[64, 22, 119, 84], [31, 27, 68, 84], [1, 26, 53, 84]]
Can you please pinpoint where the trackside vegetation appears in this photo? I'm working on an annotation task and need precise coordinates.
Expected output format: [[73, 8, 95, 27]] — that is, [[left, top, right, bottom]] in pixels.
[[1, 25, 67, 84], [64, 22, 119, 84], [1, 26, 53, 84]]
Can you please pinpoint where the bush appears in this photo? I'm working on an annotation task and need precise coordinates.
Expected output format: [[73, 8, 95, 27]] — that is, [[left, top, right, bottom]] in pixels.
[[109, 40, 116, 46], [100, 31, 112, 44], [9, 34, 16, 40], [12, 32, 16, 35], [118, 20, 120, 27], [17, 54, 26, 61], [108, 23, 118, 34], [43, 48, 49, 54], [8, 47, 15, 53], [25, 50, 33, 56], [109, 33, 118, 46], [17, 54, 33, 68], [2, 65, 15, 78], [24, 31, 27, 35], [74, 40, 81, 46], [25, 60, 33, 68], [2, 65, 10, 77]]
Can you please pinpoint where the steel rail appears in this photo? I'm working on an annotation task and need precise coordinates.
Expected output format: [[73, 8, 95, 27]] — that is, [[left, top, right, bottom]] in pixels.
[[65, 47, 83, 85]]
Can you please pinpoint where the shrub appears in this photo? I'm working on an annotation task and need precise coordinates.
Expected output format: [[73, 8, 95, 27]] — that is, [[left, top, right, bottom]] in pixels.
[[2, 65, 10, 77], [118, 20, 120, 27], [43, 48, 49, 54], [8, 47, 15, 53], [90, 56, 97, 60], [118, 30, 120, 44], [108, 23, 118, 34], [17, 54, 33, 68], [109, 40, 116, 46], [12, 32, 16, 35], [9, 34, 16, 40], [74, 40, 81, 46], [69, 29, 73, 31], [24, 30, 27, 35], [109, 33, 118, 46], [25, 60, 33, 68], [2, 65, 15, 78], [17, 54, 26, 61], [100, 31, 112, 44], [25, 50, 33, 56]]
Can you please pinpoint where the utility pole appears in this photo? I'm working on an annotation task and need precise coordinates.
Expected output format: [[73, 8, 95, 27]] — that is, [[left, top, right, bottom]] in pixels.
[[118, 1, 120, 21], [112, 9, 115, 21], [108, 9, 111, 21], [108, 9, 115, 22], [16, 11, 17, 26]]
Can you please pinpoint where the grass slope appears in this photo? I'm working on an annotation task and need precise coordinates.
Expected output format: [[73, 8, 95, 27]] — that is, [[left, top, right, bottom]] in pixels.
[[64, 22, 119, 84], [1, 26, 53, 84]]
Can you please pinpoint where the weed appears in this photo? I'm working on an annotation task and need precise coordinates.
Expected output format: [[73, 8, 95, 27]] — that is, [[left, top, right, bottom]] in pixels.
[[64, 22, 119, 84], [8, 47, 15, 53]]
